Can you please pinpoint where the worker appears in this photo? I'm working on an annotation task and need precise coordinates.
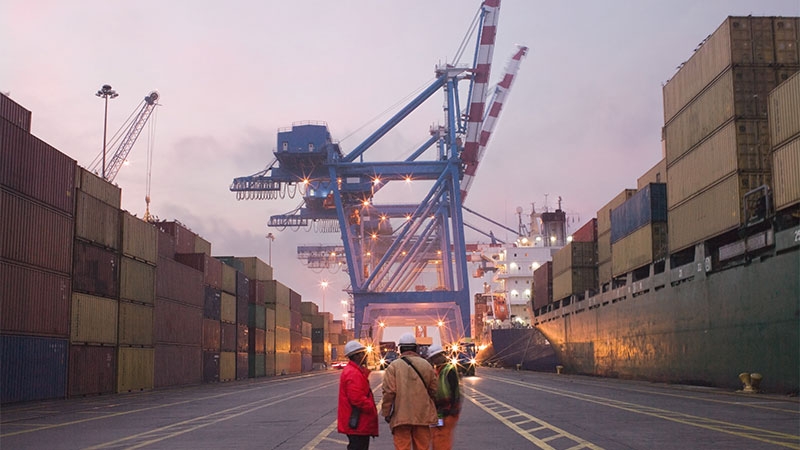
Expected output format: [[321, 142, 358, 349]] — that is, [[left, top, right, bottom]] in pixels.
[[426, 344, 462, 450], [381, 333, 438, 450], [338, 340, 379, 450]]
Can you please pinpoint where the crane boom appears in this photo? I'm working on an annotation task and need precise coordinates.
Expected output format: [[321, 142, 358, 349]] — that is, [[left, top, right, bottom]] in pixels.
[[105, 91, 160, 182]]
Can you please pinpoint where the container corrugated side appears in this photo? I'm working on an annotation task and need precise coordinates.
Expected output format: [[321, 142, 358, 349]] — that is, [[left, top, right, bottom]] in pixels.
[[250, 353, 266, 378], [266, 306, 276, 333], [1, 261, 70, 337], [301, 301, 319, 317], [237, 352, 248, 380], [275, 326, 291, 353], [202, 318, 220, 351], [156, 256, 204, 307], [155, 221, 198, 255], [76, 167, 121, 209], [572, 218, 597, 243], [597, 231, 612, 266], [220, 351, 235, 381], [598, 261, 612, 288], [774, 18, 800, 65], [275, 304, 291, 329], [203, 351, 220, 383], [118, 301, 154, 346], [221, 322, 236, 352], [0, 94, 32, 131], [120, 257, 155, 304], [204, 286, 221, 320], [611, 222, 668, 277], [1, 120, 75, 213], [121, 211, 157, 264], [154, 343, 202, 388], [221, 292, 236, 324], [236, 272, 250, 321], [153, 298, 202, 345], [0, 188, 73, 274], [232, 256, 273, 281], [552, 268, 597, 302], [117, 347, 154, 392], [289, 289, 301, 312], [275, 352, 291, 376], [302, 353, 313, 373], [290, 330, 302, 353], [552, 242, 597, 276], [263, 280, 291, 307], [302, 337, 312, 355], [250, 279, 264, 305], [157, 229, 175, 259], [772, 137, 800, 210], [237, 324, 249, 352], [597, 189, 636, 235], [175, 253, 223, 289], [70, 293, 118, 345], [73, 240, 119, 298], [221, 263, 236, 294], [68, 344, 115, 397], [637, 158, 667, 190], [610, 183, 667, 243], [194, 235, 212, 256], [302, 321, 312, 338], [769, 71, 800, 149], [263, 329, 273, 353], [75, 190, 120, 250], [1, 335, 67, 404], [289, 352, 301, 374], [668, 174, 741, 252], [249, 304, 266, 329], [532, 261, 552, 311]]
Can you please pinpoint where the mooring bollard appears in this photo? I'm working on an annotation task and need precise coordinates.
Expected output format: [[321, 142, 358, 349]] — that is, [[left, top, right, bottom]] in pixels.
[[556, 365, 563, 374]]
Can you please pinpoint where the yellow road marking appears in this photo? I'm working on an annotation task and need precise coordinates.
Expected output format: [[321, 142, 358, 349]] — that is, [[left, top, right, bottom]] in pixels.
[[301, 381, 383, 449]]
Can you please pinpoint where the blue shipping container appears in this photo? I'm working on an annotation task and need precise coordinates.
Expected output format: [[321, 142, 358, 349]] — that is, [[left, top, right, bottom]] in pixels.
[[1, 335, 67, 404], [610, 183, 667, 243]]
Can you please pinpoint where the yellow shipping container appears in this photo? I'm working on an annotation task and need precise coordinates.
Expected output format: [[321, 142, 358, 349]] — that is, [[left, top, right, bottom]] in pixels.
[[221, 292, 236, 324], [117, 347, 154, 392], [611, 223, 668, 277], [772, 138, 800, 210], [75, 166, 121, 208], [235, 257, 273, 281], [264, 280, 291, 307], [194, 235, 212, 256], [598, 261, 612, 288], [118, 301, 154, 346], [275, 326, 290, 353], [637, 158, 666, 190], [266, 330, 275, 353], [597, 231, 611, 267], [120, 257, 155, 304], [266, 307, 276, 333], [121, 211, 157, 264], [75, 191, 120, 250], [220, 351, 236, 381], [221, 263, 236, 295], [71, 293, 118, 344], [275, 304, 291, 329], [275, 352, 291, 375], [769, 71, 800, 149], [668, 174, 740, 252]]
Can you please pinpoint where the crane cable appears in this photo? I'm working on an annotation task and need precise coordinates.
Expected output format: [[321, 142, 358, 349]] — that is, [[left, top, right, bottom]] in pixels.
[[88, 98, 146, 174]]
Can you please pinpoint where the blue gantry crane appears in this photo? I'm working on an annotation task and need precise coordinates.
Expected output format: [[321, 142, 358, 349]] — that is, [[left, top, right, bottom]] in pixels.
[[231, 0, 526, 343]]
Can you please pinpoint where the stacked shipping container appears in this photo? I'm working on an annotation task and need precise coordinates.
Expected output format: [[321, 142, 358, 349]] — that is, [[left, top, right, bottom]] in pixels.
[[768, 71, 800, 210], [610, 183, 669, 277], [596, 189, 636, 289]]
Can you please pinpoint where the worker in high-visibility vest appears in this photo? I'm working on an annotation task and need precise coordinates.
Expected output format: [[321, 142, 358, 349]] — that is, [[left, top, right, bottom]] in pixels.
[[426, 344, 461, 450]]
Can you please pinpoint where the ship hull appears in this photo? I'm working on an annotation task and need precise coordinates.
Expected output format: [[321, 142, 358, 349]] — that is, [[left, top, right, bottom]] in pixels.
[[532, 228, 800, 394], [482, 328, 557, 371]]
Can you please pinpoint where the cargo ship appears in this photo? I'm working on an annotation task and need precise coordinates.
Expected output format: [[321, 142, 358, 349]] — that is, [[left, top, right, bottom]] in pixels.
[[481, 16, 800, 394]]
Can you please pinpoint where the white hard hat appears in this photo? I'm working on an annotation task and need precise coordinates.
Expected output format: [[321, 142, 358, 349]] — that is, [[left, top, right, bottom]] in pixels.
[[427, 344, 445, 358], [344, 340, 366, 357], [398, 333, 417, 345]]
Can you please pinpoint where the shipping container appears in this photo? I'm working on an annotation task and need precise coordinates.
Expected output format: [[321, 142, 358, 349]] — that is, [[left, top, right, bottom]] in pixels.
[[572, 218, 598, 243], [668, 173, 742, 252], [73, 240, 119, 299], [552, 242, 597, 276], [249, 279, 264, 306], [250, 353, 266, 378], [275, 352, 291, 375], [772, 137, 800, 210], [75, 167, 121, 209], [663, 16, 800, 123], [221, 256, 273, 281], [75, 190, 120, 250], [220, 351, 235, 381], [249, 304, 266, 329], [117, 347, 154, 392], [1, 335, 67, 404], [302, 321, 312, 338], [70, 293, 118, 345], [236, 272, 250, 322], [1, 261, 70, 337], [153, 298, 202, 345], [302, 336, 312, 354], [769, 71, 800, 149], [0, 188, 73, 274], [221, 292, 236, 324], [250, 327, 266, 354], [276, 304, 291, 329], [203, 351, 220, 383], [0, 93, 32, 131], [203, 286, 221, 321], [68, 344, 115, 397], [610, 183, 667, 243], [1, 120, 75, 213], [118, 301, 154, 346], [195, 235, 212, 255], [289, 352, 302, 374], [266, 307, 276, 333], [120, 256, 155, 305], [598, 261, 613, 289], [638, 158, 667, 190], [611, 222, 669, 277], [302, 353, 313, 373], [221, 263, 236, 294], [266, 330, 275, 354], [237, 324, 249, 353], [552, 267, 598, 302], [202, 318, 220, 351], [237, 352, 248, 380], [155, 221, 199, 255], [289, 289, 302, 312], [597, 231, 612, 265], [301, 301, 319, 318], [262, 280, 292, 306], [154, 343, 202, 388], [221, 322, 236, 352], [157, 229, 175, 259], [275, 327, 291, 353], [597, 189, 636, 235], [121, 211, 158, 264], [532, 261, 553, 311], [290, 330, 302, 353], [156, 256, 204, 307], [175, 253, 223, 289]]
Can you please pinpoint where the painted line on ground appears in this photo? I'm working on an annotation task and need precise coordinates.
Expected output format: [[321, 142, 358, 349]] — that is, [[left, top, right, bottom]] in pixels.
[[301, 381, 383, 450]]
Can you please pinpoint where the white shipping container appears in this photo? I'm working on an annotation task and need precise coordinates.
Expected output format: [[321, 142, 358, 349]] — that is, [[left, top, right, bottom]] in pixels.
[[769, 71, 800, 148], [668, 174, 740, 252]]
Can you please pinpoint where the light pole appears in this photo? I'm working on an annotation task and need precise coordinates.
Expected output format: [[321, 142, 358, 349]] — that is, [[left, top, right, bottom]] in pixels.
[[95, 84, 118, 180], [320, 280, 328, 312], [266, 232, 275, 265]]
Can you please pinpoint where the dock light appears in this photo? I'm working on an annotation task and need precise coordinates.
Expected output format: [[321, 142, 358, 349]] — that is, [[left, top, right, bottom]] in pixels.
[[550, 236, 557, 243], [450, 356, 459, 366], [567, 235, 573, 242], [366, 345, 373, 353], [379, 321, 385, 327], [302, 178, 310, 185], [380, 215, 387, 221], [437, 320, 444, 327], [96, 84, 118, 180], [330, 251, 336, 257], [372, 177, 381, 185], [371, 233, 378, 240], [405, 176, 412, 183], [363, 199, 370, 207]]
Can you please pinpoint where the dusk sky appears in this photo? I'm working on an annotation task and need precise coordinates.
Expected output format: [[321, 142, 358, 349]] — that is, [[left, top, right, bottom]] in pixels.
[[3, 1, 798, 326]]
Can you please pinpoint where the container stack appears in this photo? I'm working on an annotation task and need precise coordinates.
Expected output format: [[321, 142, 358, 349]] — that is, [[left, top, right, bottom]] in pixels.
[[768, 71, 800, 211], [329, 320, 346, 361], [219, 262, 249, 380], [311, 312, 333, 367], [264, 280, 293, 375], [610, 183, 668, 277], [1, 100, 75, 403], [531, 261, 553, 314], [596, 189, 636, 290], [551, 241, 597, 303], [663, 16, 800, 252], [289, 288, 304, 374], [153, 224, 204, 388]]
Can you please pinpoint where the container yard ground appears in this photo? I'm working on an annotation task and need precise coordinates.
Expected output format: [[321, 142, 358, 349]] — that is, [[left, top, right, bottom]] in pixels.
[[1, 368, 797, 450]]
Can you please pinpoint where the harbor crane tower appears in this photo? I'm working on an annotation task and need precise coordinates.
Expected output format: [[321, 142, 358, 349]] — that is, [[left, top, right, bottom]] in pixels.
[[231, 0, 526, 343]]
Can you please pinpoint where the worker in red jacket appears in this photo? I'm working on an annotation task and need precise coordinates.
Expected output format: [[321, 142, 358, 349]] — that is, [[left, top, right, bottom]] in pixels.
[[338, 340, 379, 449]]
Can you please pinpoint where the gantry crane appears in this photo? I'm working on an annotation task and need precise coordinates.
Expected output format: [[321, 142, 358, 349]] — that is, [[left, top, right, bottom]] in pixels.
[[231, 0, 526, 343]]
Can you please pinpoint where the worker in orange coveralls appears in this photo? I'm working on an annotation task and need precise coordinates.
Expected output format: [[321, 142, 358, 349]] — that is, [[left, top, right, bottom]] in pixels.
[[426, 344, 462, 450], [338, 340, 379, 450]]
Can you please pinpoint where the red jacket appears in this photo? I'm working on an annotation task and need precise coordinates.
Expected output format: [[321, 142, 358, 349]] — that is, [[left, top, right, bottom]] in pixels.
[[338, 361, 379, 436]]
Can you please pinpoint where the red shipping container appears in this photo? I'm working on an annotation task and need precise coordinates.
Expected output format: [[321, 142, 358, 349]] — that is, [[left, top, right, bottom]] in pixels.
[[154, 298, 202, 345], [155, 221, 198, 255], [249, 279, 264, 305], [154, 343, 202, 388], [249, 327, 266, 354], [220, 322, 236, 352], [202, 318, 220, 351], [572, 218, 598, 243], [156, 256, 204, 307], [237, 324, 249, 352], [157, 229, 175, 259], [0, 95, 32, 132], [236, 352, 248, 380], [1, 261, 70, 337], [203, 351, 219, 383], [68, 344, 115, 397], [290, 310, 302, 333], [532, 262, 553, 311], [0, 120, 76, 214], [174, 253, 223, 289], [289, 289, 301, 312], [72, 240, 120, 299], [1, 188, 73, 274]]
